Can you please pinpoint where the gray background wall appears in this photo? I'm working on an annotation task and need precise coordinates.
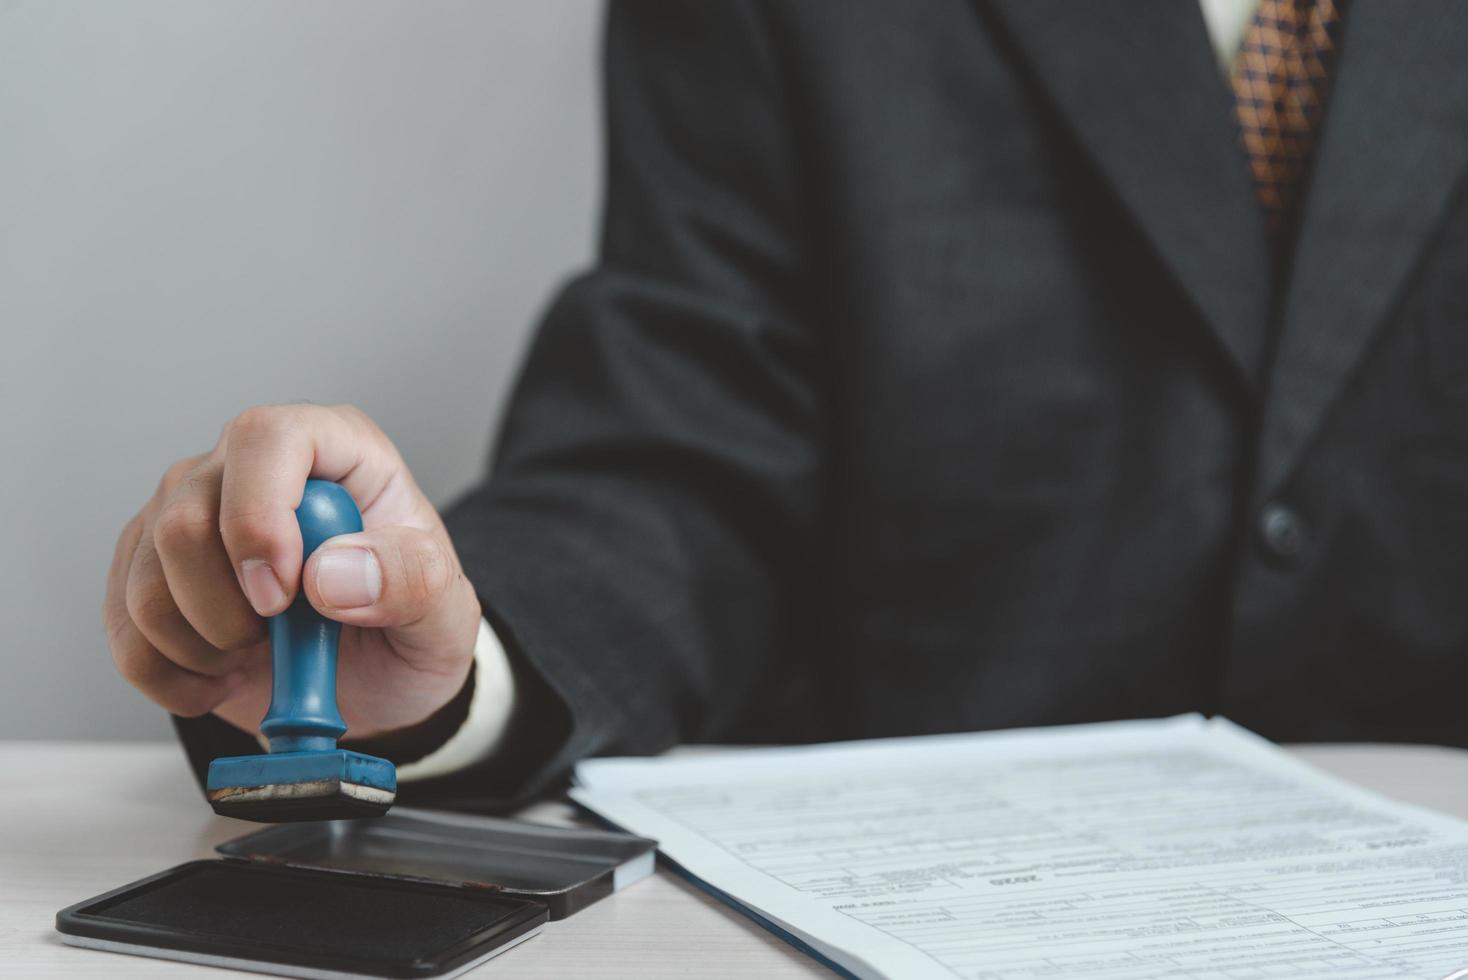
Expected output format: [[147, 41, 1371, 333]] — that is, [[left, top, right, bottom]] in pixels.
[[0, 1, 602, 739]]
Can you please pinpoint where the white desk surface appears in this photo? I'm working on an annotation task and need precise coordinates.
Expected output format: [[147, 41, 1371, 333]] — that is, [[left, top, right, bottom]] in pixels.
[[5, 740, 1468, 978]]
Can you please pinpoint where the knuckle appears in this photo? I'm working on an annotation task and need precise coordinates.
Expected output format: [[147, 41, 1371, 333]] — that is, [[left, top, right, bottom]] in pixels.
[[407, 536, 453, 605], [153, 500, 215, 555], [103, 615, 228, 715], [110, 632, 152, 686], [102, 599, 134, 652], [334, 403, 395, 452], [231, 404, 281, 431], [156, 457, 197, 498], [201, 613, 266, 653], [332, 402, 369, 423], [218, 508, 282, 553], [114, 652, 147, 687], [110, 635, 225, 715], [227, 404, 294, 445], [126, 576, 179, 634], [180, 467, 217, 499]]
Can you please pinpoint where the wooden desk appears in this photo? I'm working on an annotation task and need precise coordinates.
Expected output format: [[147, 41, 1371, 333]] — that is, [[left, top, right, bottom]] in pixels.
[[5, 740, 1468, 978]]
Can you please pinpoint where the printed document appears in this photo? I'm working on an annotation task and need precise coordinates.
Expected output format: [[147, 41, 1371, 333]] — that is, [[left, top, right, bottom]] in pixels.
[[571, 715, 1468, 979]]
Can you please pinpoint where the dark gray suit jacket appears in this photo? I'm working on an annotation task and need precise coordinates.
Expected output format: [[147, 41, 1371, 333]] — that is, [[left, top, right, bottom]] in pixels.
[[179, 1, 1468, 809]]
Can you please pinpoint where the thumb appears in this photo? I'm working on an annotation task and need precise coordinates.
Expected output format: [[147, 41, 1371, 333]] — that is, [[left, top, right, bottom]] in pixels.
[[302, 525, 480, 656]]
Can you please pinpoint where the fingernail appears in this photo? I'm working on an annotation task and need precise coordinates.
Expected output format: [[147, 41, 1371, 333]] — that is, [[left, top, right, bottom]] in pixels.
[[315, 548, 381, 609], [240, 560, 287, 615]]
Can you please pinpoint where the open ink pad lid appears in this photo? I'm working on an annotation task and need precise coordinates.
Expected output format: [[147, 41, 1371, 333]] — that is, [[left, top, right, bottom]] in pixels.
[[56, 811, 657, 977], [56, 859, 547, 979], [214, 807, 658, 919]]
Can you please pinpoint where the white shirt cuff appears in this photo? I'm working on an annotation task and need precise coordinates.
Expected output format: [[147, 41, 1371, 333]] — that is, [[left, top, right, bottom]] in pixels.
[[397, 615, 518, 783]]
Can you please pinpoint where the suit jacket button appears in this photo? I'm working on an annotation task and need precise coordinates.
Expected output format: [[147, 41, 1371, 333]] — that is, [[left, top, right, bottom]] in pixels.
[[1258, 502, 1307, 565]]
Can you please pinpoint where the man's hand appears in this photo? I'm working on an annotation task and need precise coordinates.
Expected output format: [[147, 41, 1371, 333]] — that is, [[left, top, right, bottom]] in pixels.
[[104, 404, 481, 742]]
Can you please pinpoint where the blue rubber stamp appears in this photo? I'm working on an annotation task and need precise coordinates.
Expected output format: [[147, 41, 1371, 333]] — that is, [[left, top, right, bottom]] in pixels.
[[206, 480, 396, 822]]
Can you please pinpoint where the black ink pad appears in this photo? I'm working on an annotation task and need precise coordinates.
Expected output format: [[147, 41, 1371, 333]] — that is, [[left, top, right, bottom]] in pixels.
[[56, 859, 546, 978]]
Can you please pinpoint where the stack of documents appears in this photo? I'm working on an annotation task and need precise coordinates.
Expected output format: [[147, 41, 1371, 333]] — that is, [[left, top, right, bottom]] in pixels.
[[571, 715, 1468, 979]]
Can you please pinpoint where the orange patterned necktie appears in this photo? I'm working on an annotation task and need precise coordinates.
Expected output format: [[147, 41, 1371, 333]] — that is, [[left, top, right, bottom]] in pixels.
[[1230, 0, 1345, 242]]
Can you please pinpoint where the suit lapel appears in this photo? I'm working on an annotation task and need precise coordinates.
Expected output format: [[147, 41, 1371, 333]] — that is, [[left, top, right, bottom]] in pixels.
[[1255, 2, 1468, 500], [985, 0, 1272, 388]]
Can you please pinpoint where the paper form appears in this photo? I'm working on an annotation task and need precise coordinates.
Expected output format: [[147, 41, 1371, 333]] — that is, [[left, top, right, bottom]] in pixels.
[[570, 715, 1468, 980]]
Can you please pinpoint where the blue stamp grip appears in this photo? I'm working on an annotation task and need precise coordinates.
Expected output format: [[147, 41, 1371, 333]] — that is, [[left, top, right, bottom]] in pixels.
[[206, 478, 394, 820], [257, 480, 360, 754]]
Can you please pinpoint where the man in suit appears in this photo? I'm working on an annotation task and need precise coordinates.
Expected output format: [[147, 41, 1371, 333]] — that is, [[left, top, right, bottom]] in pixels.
[[105, 1, 1468, 809]]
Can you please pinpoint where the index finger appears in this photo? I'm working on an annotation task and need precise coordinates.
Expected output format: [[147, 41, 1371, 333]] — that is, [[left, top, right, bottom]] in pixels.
[[218, 404, 402, 615]]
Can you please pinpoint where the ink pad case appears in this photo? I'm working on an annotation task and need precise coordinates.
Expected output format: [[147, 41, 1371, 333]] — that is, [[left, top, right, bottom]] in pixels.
[[55, 860, 546, 979], [56, 809, 658, 978]]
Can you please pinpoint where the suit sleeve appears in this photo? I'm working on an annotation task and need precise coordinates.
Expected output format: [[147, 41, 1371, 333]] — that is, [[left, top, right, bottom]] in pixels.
[[172, 0, 822, 811], [428, 0, 826, 805]]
